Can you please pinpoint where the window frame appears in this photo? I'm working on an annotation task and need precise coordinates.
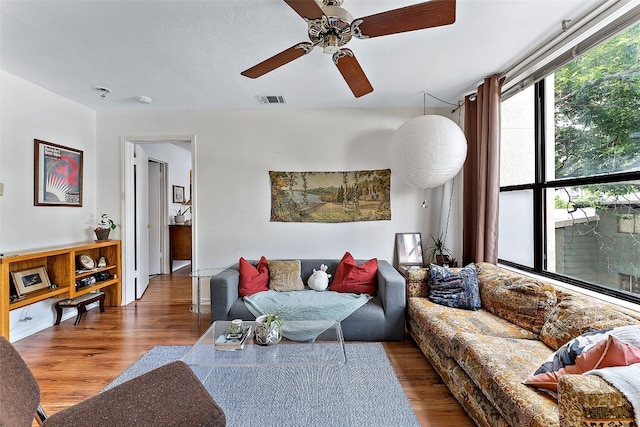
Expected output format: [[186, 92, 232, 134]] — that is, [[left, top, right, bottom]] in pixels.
[[499, 78, 640, 305]]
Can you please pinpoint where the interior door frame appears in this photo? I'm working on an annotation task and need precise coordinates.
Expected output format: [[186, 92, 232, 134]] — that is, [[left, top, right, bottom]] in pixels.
[[148, 158, 167, 275], [121, 135, 196, 306]]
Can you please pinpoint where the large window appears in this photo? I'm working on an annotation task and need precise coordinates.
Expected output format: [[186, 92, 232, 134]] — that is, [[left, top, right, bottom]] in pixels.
[[500, 22, 640, 303]]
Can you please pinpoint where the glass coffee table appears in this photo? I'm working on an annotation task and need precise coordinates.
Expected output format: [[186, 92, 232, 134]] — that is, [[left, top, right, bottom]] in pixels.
[[182, 319, 346, 366], [182, 320, 351, 426]]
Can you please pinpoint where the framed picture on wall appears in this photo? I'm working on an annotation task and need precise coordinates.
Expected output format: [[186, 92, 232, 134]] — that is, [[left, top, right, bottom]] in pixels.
[[34, 139, 83, 206], [173, 185, 185, 203]]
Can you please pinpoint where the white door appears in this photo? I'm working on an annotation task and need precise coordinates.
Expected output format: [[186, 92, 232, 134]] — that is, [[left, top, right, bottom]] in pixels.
[[148, 160, 163, 275], [135, 145, 150, 299]]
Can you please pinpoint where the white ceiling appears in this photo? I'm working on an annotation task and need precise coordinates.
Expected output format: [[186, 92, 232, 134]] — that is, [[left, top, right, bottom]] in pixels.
[[0, 0, 597, 111]]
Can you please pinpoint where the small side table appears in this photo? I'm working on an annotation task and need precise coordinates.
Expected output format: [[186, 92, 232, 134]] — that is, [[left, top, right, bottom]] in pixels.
[[54, 291, 105, 325], [189, 268, 225, 327]]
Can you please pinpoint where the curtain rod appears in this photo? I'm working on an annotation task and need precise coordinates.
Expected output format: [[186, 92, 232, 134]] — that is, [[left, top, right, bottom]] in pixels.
[[500, 0, 640, 99]]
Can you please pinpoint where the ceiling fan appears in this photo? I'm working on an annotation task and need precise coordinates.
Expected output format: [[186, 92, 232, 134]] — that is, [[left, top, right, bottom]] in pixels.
[[241, 0, 456, 98]]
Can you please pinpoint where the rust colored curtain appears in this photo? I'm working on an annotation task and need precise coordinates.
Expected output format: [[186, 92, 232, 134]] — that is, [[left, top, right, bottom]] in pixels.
[[462, 75, 504, 265]]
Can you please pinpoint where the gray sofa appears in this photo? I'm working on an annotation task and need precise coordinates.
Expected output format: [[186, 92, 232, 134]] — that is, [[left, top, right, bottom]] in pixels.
[[210, 258, 406, 341]]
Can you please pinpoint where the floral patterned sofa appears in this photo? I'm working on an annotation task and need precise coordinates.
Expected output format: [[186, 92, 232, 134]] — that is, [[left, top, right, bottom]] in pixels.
[[407, 262, 640, 427]]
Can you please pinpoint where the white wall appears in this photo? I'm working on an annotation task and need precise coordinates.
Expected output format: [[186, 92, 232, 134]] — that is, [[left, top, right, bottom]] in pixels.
[[1, 69, 465, 339], [142, 143, 192, 222], [97, 108, 463, 274], [1, 71, 97, 340]]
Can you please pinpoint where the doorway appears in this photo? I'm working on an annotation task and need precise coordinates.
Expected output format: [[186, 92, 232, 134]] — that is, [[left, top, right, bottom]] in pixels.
[[121, 136, 195, 306]]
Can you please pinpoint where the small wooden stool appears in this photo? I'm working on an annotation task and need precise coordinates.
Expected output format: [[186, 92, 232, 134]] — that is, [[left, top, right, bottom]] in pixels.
[[54, 291, 105, 325]]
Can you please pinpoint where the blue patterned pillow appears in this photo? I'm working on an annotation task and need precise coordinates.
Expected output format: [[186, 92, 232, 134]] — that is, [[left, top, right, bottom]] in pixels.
[[428, 263, 481, 310]]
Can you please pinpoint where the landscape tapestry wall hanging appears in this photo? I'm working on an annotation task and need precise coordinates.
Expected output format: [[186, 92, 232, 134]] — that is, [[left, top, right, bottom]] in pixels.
[[269, 169, 391, 223]]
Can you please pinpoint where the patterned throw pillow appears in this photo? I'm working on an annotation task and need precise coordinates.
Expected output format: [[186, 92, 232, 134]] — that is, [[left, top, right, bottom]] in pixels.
[[475, 263, 557, 334], [524, 325, 640, 393], [539, 295, 640, 350], [428, 263, 481, 310], [267, 260, 304, 292]]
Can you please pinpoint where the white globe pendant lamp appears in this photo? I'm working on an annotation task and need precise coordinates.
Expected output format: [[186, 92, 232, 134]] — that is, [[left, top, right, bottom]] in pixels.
[[389, 114, 467, 189]]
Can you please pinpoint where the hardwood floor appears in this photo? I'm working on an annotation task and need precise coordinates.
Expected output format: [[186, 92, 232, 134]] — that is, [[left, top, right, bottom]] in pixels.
[[13, 267, 474, 426]]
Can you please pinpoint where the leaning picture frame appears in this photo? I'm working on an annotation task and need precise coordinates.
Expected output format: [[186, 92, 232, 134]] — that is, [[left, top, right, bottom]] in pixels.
[[396, 232, 425, 266], [173, 185, 185, 203], [34, 139, 83, 206], [11, 266, 52, 295]]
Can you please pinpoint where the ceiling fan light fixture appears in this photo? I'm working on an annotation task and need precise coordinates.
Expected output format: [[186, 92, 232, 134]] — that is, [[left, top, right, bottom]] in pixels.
[[323, 34, 340, 54]]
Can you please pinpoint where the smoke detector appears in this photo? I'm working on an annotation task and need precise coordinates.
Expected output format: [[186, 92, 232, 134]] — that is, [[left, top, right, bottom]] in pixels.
[[136, 95, 152, 104], [95, 86, 112, 99]]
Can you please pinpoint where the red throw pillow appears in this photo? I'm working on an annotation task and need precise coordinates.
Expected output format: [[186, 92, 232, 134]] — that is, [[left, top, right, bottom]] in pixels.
[[331, 252, 378, 295], [238, 256, 269, 297]]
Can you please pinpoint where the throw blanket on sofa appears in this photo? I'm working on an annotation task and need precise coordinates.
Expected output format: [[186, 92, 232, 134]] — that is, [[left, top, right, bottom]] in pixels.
[[587, 364, 640, 426], [244, 289, 372, 341]]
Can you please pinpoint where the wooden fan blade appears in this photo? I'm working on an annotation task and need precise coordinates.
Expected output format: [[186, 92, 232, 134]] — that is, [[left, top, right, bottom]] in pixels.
[[333, 49, 373, 98], [284, 0, 325, 20], [241, 43, 314, 78], [352, 0, 456, 39]]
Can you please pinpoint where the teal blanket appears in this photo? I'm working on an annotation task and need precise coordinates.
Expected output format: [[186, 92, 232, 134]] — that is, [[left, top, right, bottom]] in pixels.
[[244, 289, 372, 341]]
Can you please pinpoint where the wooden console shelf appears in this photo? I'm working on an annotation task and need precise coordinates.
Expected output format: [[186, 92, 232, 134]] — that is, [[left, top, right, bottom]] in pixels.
[[0, 240, 122, 339]]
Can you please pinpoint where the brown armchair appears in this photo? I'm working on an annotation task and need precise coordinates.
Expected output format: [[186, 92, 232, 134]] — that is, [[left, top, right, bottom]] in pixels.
[[0, 337, 225, 427]]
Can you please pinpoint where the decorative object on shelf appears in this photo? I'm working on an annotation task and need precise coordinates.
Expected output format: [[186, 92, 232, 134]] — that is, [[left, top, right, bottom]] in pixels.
[[11, 266, 52, 295], [174, 201, 190, 224], [77, 254, 96, 270], [95, 229, 110, 240], [254, 313, 283, 345], [95, 271, 111, 281], [269, 169, 391, 223], [173, 185, 185, 203], [183, 199, 192, 225], [95, 213, 117, 240], [97, 256, 107, 268], [76, 275, 97, 290], [34, 139, 83, 207]]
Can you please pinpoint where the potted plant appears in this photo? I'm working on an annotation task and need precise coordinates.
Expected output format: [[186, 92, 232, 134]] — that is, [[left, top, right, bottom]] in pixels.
[[95, 213, 117, 240], [254, 312, 283, 345], [174, 203, 190, 224], [427, 233, 455, 267]]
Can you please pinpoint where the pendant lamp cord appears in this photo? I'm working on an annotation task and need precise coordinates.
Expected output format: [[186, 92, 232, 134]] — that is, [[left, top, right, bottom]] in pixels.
[[423, 91, 427, 116], [443, 177, 455, 243]]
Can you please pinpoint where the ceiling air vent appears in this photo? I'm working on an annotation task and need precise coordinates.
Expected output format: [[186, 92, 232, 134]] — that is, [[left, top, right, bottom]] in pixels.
[[259, 95, 286, 104]]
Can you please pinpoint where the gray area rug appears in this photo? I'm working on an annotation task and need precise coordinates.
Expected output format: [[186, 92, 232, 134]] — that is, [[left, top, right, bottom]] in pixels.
[[106, 343, 420, 427]]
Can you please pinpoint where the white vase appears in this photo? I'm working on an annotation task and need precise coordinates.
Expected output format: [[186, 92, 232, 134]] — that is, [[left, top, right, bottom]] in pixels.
[[174, 215, 185, 224]]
